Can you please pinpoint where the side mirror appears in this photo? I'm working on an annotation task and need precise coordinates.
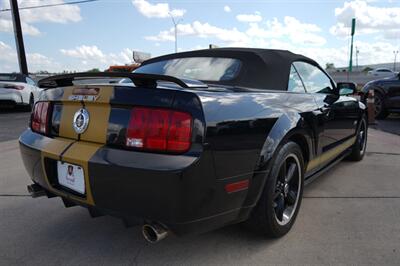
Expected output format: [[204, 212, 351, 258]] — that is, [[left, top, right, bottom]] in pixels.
[[336, 82, 357, 96]]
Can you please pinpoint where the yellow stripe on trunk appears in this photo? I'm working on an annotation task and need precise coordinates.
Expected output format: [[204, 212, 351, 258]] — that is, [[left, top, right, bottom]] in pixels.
[[80, 103, 110, 144], [59, 102, 82, 140], [59, 141, 103, 205]]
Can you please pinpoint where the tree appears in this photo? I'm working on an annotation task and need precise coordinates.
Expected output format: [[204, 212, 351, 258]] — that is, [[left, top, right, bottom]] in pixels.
[[325, 63, 336, 70], [87, 68, 101, 73]]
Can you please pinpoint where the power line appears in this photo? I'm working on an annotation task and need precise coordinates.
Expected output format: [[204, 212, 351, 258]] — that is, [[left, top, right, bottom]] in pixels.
[[0, 0, 99, 12]]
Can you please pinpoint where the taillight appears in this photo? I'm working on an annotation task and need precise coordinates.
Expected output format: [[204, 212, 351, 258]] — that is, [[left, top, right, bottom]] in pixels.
[[4, 85, 24, 90], [31, 102, 50, 135], [126, 107, 192, 153]]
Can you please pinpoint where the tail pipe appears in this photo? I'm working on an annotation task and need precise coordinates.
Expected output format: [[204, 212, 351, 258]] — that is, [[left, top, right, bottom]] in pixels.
[[142, 223, 169, 243], [27, 183, 46, 198]]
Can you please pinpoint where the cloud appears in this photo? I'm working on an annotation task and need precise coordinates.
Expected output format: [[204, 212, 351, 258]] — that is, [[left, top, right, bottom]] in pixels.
[[145, 21, 249, 44], [132, 0, 185, 18], [223, 5, 231, 13], [0, 41, 60, 72], [146, 16, 325, 47], [236, 12, 262, 23], [330, 0, 400, 37], [60, 45, 106, 61], [248, 16, 326, 46], [0, 18, 41, 36], [60, 45, 136, 71], [0, 42, 137, 73], [0, 0, 81, 36]]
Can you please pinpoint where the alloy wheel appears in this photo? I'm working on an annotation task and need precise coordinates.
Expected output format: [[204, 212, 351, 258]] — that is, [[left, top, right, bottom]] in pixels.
[[358, 120, 367, 155], [273, 154, 302, 226], [374, 94, 382, 117]]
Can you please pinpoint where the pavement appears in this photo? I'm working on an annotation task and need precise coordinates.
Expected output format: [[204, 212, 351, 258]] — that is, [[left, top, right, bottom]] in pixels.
[[0, 108, 31, 142], [1, 110, 400, 265], [373, 114, 400, 136]]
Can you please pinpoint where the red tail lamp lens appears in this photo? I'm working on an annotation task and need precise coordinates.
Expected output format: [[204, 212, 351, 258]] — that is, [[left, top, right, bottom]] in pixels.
[[126, 107, 192, 153], [31, 102, 50, 134], [4, 85, 24, 90]]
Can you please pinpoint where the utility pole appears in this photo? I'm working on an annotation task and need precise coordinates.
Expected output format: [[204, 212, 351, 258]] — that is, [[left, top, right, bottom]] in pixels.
[[393, 50, 399, 71], [356, 46, 359, 71], [10, 0, 28, 74], [348, 18, 356, 73], [169, 12, 182, 53]]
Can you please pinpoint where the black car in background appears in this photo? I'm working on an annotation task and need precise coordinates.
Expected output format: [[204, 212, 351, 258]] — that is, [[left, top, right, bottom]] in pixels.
[[362, 72, 400, 119], [20, 48, 367, 242]]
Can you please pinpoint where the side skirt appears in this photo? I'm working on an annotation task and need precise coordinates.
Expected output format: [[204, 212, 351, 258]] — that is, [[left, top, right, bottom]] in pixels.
[[304, 149, 351, 186]]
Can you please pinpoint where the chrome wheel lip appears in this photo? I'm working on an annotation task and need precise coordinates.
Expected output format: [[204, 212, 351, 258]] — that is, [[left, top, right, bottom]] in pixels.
[[359, 120, 367, 155], [274, 153, 302, 226]]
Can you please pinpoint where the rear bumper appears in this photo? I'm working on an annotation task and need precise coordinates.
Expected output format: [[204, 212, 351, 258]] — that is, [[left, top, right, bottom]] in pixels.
[[19, 129, 253, 235], [0, 90, 23, 105]]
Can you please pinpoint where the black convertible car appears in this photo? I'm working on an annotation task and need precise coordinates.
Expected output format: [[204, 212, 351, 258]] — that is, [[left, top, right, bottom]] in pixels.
[[19, 48, 367, 243], [361, 72, 400, 119]]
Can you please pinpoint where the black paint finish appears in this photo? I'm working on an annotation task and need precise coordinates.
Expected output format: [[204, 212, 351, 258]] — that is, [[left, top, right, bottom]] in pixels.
[[362, 73, 400, 111], [19, 49, 367, 236]]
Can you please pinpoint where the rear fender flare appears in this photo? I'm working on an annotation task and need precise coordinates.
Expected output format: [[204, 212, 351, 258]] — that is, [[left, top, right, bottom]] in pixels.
[[242, 112, 313, 208]]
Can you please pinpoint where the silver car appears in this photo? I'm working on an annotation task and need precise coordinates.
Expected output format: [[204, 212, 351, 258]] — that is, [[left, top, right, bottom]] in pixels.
[[0, 73, 41, 110]]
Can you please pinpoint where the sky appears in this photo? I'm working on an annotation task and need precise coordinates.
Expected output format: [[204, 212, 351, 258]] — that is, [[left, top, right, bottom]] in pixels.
[[0, 0, 400, 73]]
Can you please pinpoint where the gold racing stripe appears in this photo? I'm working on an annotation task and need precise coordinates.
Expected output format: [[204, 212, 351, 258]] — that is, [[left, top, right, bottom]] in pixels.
[[79, 103, 110, 144], [80, 86, 113, 143], [40, 137, 75, 197], [59, 85, 113, 143], [59, 86, 81, 139], [39, 85, 113, 204], [90, 85, 114, 104], [59, 141, 103, 205], [306, 136, 357, 172], [39, 138, 103, 206], [61, 86, 75, 101], [59, 102, 82, 140]]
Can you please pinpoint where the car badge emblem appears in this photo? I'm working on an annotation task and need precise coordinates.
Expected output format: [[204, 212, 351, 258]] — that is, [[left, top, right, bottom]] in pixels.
[[73, 108, 90, 134]]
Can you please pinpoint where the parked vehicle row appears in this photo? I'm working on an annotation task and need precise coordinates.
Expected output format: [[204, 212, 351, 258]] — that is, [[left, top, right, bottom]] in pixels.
[[367, 68, 398, 79]]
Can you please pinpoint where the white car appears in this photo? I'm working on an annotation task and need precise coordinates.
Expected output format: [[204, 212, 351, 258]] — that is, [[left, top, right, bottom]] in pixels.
[[367, 68, 397, 78], [0, 73, 41, 110]]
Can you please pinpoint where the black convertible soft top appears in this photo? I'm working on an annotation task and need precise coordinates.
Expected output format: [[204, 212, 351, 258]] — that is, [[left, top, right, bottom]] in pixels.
[[141, 48, 320, 91]]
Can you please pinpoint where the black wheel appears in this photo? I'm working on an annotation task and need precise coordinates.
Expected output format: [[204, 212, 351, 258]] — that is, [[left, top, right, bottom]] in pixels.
[[26, 94, 34, 112], [347, 116, 368, 161], [247, 142, 304, 238], [374, 92, 388, 119]]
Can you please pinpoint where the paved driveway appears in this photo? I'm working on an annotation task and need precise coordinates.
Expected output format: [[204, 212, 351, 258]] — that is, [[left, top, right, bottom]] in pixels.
[[1, 128, 399, 265]]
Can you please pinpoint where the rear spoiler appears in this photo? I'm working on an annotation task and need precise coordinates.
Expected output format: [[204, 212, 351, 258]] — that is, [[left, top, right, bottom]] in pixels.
[[37, 72, 208, 89]]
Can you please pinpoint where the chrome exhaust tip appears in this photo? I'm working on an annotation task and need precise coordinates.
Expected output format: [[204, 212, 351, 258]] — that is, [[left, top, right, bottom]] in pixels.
[[142, 223, 169, 243]]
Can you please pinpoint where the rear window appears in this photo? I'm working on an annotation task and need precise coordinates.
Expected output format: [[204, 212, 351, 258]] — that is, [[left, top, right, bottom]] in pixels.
[[135, 57, 242, 81], [0, 74, 18, 81]]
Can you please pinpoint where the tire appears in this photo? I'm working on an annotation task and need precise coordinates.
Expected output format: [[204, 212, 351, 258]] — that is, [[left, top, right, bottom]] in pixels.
[[347, 115, 368, 161], [374, 92, 388, 120], [246, 141, 304, 238], [26, 94, 34, 112]]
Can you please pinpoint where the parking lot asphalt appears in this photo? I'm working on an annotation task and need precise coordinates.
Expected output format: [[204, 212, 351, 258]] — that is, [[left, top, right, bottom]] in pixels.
[[0, 109, 30, 142], [1, 110, 400, 265]]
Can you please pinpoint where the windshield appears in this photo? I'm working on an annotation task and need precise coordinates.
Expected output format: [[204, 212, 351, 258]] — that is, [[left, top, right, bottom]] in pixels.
[[135, 57, 242, 81]]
